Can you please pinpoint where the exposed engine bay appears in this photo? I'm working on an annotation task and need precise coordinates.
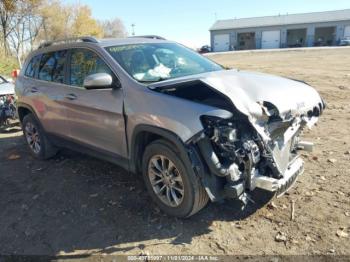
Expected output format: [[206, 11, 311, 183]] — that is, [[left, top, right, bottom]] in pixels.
[[151, 74, 325, 202], [196, 115, 302, 201]]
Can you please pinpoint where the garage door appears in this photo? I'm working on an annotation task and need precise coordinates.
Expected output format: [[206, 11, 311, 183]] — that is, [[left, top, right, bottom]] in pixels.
[[262, 30, 280, 49], [344, 25, 350, 37], [214, 34, 230, 52]]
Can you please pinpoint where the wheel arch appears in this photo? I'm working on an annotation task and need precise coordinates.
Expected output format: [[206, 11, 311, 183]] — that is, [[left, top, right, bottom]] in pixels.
[[17, 103, 39, 124], [129, 125, 190, 174], [129, 125, 228, 202]]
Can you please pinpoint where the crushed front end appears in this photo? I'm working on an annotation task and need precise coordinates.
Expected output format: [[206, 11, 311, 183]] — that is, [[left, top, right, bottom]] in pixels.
[[191, 99, 325, 203], [149, 70, 325, 203]]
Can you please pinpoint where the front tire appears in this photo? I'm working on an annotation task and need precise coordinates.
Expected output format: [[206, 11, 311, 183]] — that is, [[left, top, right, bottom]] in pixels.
[[22, 114, 57, 159], [142, 139, 208, 218]]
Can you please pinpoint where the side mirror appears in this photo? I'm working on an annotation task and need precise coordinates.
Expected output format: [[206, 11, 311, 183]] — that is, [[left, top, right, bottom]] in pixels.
[[83, 73, 113, 89]]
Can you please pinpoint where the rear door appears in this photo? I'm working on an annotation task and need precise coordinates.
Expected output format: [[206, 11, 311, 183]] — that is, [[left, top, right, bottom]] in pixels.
[[63, 48, 127, 158], [26, 50, 70, 136]]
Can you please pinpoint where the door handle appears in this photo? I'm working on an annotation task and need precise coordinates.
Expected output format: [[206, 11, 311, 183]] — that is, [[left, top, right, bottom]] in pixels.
[[65, 93, 77, 100], [31, 87, 39, 93]]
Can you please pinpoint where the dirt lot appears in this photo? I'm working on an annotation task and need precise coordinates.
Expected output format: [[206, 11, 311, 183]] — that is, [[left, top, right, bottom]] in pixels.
[[1, 47, 349, 257]]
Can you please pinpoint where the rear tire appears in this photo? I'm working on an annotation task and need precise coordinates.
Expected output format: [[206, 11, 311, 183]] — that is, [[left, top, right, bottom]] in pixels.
[[142, 139, 208, 218], [22, 114, 57, 159]]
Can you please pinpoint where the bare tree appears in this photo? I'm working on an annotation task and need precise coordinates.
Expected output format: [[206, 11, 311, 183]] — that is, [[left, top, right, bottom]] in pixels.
[[0, 0, 17, 54], [5, 0, 42, 66], [0, 0, 42, 66], [27, 11, 43, 50]]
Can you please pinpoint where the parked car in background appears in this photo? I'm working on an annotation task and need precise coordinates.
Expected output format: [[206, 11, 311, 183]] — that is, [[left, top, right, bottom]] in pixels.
[[0, 75, 15, 95], [16, 36, 324, 217], [339, 37, 350, 46], [0, 75, 17, 129], [198, 45, 211, 53]]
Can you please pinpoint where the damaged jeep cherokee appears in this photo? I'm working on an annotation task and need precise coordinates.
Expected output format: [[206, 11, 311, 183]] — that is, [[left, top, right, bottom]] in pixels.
[[16, 36, 325, 217]]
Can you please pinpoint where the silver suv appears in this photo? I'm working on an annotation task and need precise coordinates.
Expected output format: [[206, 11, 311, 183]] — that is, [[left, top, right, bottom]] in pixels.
[[16, 36, 325, 217]]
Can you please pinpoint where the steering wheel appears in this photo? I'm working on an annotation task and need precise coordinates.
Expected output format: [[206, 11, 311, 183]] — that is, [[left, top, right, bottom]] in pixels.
[[171, 67, 183, 76]]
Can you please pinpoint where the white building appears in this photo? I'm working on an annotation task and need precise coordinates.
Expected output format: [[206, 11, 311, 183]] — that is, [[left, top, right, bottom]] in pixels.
[[210, 9, 350, 52]]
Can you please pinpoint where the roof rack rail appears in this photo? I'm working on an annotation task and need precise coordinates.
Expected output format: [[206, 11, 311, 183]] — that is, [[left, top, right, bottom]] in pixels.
[[38, 36, 99, 49], [129, 35, 166, 40]]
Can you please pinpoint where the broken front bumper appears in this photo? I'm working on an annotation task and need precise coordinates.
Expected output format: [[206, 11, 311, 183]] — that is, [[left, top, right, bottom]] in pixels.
[[252, 157, 304, 197]]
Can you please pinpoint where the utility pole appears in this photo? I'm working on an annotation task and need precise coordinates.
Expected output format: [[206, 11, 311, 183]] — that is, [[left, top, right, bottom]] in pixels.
[[131, 24, 135, 36]]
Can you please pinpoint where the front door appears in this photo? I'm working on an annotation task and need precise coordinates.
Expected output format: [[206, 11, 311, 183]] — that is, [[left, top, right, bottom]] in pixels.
[[63, 48, 127, 159]]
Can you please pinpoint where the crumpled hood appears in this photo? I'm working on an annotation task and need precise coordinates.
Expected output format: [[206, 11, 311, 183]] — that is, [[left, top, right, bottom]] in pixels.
[[200, 69, 323, 120], [150, 69, 324, 142]]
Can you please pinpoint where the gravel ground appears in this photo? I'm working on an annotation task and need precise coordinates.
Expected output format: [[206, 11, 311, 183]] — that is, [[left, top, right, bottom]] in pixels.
[[0, 47, 349, 257]]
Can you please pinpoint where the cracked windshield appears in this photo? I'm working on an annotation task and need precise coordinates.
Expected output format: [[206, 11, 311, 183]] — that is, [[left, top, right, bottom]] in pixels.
[[106, 43, 222, 82]]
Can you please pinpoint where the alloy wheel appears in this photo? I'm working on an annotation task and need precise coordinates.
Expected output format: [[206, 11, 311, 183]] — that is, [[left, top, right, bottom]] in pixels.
[[148, 155, 185, 207], [24, 122, 41, 154]]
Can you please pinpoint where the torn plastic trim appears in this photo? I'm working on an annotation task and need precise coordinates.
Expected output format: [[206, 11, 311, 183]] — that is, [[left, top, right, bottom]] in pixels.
[[251, 108, 320, 147], [186, 136, 236, 202], [296, 141, 314, 152], [251, 156, 304, 195], [198, 76, 323, 143]]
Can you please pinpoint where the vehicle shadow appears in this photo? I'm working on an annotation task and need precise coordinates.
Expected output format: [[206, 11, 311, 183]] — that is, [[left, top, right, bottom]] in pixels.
[[0, 134, 273, 256]]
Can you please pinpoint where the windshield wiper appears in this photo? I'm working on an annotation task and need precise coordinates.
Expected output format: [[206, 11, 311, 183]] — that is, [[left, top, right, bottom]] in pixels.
[[137, 77, 170, 84]]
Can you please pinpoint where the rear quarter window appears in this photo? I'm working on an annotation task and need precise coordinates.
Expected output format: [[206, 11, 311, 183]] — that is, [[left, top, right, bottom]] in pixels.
[[24, 55, 41, 78]]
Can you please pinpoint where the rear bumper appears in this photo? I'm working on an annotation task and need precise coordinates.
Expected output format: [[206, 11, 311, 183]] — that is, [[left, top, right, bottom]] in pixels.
[[251, 157, 304, 197]]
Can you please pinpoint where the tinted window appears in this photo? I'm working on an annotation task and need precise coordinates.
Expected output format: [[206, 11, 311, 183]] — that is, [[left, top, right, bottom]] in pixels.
[[70, 49, 112, 87], [25, 55, 41, 78], [38, 50, 67, 83]]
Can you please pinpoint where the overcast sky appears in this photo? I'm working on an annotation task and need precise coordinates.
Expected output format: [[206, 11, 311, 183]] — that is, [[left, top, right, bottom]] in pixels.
[[65, 0, 350, 48]]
